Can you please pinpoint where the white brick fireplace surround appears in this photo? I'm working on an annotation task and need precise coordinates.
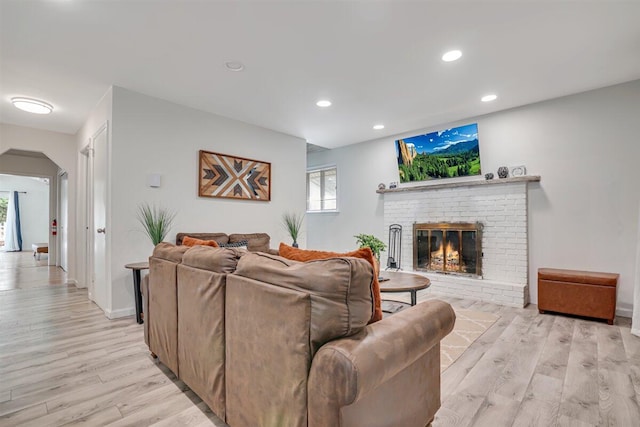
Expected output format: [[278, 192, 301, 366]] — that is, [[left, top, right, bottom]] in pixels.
[[380, 176, 540, 307]]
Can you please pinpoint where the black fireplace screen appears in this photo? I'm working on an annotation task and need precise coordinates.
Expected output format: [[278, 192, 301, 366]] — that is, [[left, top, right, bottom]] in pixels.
[[414, 222, 482, 276]]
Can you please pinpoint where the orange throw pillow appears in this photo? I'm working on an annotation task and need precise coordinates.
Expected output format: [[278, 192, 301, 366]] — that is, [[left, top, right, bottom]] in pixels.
[[279, 243, 382, 323], [182, 236, 219, 248]]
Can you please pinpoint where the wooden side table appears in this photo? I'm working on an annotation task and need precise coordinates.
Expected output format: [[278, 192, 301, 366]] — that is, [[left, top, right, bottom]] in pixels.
[[379, 271, 431, 306], [125, 262, 149, 324]]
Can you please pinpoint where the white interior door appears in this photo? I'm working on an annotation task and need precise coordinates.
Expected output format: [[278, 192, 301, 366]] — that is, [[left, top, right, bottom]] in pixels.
[[58, 172, 68, 271], [91, 125, 109, 312]]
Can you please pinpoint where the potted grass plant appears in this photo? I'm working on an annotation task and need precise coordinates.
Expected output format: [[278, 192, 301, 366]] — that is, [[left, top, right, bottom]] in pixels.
[[282, 211, 304, 248], [354, 233, 387, 277], [137, 203, 177, 246]]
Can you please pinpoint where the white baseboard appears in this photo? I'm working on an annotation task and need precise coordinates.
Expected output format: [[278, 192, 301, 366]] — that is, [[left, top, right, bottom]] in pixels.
[[106, 307, 135, 319], [616, 307, 633, 318], [631, 328, 640, 337], [65, 278, 84, 288]]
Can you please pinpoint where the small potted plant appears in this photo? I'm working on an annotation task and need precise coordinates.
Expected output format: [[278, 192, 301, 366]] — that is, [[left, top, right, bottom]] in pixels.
[[354, 233, 387, 276], [137, 203, 177, 246], [282, 211, 304, 248]]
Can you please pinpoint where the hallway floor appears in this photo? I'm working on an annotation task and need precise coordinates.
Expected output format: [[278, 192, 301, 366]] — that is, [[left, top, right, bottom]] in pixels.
[[0, 250, 67, 291]]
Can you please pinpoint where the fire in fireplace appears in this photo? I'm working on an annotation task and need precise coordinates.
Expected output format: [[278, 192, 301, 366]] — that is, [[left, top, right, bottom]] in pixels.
[[413, 222, 483, 277]]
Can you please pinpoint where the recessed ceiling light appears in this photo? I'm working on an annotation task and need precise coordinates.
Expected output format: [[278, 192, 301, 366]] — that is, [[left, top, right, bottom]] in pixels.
[[316, 100, 332, 108], [11, 97, 53, 114], [481, 94, 498, 102], [442, 50, 462, 62], [224, 61, 244, 71], [373, 124, 385, 130]]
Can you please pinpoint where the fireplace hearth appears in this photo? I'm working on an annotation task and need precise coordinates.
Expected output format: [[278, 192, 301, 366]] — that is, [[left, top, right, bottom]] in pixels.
[[413, 222, 483, 277]]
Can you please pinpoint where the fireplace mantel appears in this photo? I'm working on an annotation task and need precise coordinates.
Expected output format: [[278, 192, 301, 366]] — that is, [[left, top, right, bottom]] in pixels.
[[377, 175, 540, 194]]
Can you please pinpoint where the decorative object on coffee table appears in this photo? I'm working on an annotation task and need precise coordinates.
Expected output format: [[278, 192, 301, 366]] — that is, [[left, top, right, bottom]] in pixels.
[[484, 172, 494, 180], [497, 166, 509, 178], [282, 211, 304, 248], [137, 203, 176, 246], [198, 150, 271, 201]]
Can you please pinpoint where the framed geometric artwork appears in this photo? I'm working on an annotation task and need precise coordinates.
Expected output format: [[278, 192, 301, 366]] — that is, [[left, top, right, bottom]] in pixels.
[[198, 150, 271, 201]]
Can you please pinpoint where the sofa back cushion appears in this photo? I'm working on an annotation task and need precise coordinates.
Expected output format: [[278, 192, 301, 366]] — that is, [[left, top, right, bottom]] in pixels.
[[278, 243, 382, 323], [153, 242, 190, 262], [233, 252, 374, 354], [182, 246, 244, 273], [228, 233, 270, 252], [175, 232, 229, 246]]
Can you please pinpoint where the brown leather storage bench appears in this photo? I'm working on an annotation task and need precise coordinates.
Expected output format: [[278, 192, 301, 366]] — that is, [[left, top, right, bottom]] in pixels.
[[538, 268, 618, 324]]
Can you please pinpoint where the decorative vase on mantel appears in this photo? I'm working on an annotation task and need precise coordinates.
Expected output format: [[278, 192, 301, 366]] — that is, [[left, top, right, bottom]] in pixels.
[[497, 166, 509, 179]]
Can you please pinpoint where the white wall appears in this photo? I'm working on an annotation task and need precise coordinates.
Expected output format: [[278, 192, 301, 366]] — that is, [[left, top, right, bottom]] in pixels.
[[104, 87, 307, 316], [0, 174, 49, 249], [308, 80, 640, 316]]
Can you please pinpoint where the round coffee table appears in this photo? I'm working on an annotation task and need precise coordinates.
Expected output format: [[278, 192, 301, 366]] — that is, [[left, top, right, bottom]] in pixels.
[[379, 271, 431, 306]]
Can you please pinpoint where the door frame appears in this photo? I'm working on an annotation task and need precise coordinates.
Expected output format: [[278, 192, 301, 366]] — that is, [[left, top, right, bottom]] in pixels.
[[82, 121, 111, 311], [56, 170, 68, 271]]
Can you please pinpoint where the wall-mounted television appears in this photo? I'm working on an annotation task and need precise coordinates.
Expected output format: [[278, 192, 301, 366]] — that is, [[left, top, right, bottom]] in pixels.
[[396, 123, 481, 183]]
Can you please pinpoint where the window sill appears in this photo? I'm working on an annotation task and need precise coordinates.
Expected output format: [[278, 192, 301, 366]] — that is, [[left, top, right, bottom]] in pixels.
[[306, 210, 340, 214]]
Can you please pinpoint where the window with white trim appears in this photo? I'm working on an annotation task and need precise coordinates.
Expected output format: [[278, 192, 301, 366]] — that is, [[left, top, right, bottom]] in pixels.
[[307, 166, 337, 212]]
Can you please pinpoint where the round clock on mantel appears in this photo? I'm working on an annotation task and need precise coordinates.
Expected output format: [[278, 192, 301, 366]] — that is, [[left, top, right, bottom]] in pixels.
[[510, 166, 526, 177]]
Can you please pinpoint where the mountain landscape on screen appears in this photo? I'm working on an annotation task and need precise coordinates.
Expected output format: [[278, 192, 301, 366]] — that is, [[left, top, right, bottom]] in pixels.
[[396, 123, 481, 182]]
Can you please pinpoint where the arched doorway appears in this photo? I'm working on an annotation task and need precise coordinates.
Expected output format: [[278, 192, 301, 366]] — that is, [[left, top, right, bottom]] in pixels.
[[0, 149, 68, 290]]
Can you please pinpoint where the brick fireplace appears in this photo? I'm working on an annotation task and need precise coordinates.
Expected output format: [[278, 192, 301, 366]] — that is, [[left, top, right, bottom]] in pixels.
[[379, 176, 540, 307]]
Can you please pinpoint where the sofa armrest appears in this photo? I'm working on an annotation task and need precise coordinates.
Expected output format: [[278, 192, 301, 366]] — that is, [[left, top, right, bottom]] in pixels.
[[308, 299, 455, 427]]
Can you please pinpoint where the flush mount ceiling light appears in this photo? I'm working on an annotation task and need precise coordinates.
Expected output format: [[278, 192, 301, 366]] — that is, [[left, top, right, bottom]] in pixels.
[[224, 61, 244, 71], [316, 100, 332, 107], [481, 94, 498, 102], [442, 50, 462, 62], [373, 124, 385, 130], [11, 97, 53, 114]]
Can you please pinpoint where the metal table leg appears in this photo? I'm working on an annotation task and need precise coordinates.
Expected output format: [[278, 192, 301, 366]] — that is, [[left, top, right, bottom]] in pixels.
[[132, 270, 143, 324]]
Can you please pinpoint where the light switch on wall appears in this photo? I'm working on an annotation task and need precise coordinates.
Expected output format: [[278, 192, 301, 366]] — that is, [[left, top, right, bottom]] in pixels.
[[147, 174, 161, 188]]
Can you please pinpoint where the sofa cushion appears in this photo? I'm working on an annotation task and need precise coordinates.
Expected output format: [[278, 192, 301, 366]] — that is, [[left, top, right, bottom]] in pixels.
[[176, 233, 229, 246], [229, 233, 270, 252], [278, 243, 382, 323], [182, 236, 220, 248], [234, 252, 374, 353], [219, 240, 249, 249], [182, 246, 244, 273], [153, 242, 190, 263]]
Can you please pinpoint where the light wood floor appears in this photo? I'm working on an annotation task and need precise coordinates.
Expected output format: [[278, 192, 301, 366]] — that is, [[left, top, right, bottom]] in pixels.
[[0, 250, 66, 291], [1, 264, 639, 426]]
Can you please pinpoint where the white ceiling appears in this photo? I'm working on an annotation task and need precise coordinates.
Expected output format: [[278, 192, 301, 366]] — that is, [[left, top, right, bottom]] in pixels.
[[1, 1, 639, 149]]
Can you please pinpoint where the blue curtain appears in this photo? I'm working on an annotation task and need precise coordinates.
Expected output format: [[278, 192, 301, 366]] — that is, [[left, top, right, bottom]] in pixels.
[[14, 191, 22, 251], [4, 191, 23, 251]]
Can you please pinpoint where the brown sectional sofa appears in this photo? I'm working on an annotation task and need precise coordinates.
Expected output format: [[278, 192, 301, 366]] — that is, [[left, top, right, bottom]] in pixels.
[[142, 241, 456, 427]]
